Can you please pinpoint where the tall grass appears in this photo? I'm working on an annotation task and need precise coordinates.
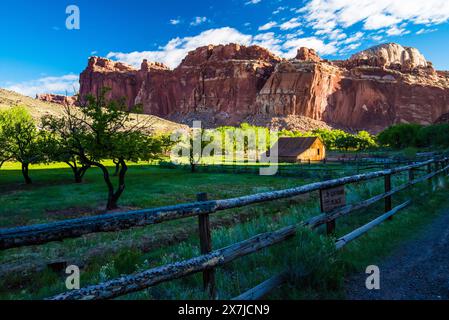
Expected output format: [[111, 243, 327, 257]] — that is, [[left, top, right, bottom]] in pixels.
[[0, 163, 448, 300]]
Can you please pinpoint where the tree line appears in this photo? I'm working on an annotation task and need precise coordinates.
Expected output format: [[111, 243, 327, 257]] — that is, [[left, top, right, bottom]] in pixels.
[[2, 92, 447, 210], [219, 123, 449, 152], [0, 89, 170, 210], [377, 123, 449, 150], [214, 124, 379, 152]]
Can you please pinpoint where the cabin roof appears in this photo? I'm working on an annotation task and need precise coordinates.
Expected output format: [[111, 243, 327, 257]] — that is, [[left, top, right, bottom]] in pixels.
[[274, 137, 322, 157]]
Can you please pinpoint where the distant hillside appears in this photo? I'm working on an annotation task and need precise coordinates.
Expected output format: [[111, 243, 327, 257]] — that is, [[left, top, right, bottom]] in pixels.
[[0, 88, 186, 133]]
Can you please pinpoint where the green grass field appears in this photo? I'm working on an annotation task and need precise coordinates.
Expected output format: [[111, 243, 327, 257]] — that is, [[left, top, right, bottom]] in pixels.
[[0, 160, 448, 300]]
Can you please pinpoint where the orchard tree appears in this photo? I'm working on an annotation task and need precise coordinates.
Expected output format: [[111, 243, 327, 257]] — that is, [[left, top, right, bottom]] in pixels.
[[0, 126, 12, 168], [43, 89, 162, 210], [356, 131, 378, 150], [0, 106, 46, 184], [377, 124, 422, 149], [416, 124, 449, 149], [334, 133, 354, 151], [188, 129, 214, 173], [41, 118, 91, 184]]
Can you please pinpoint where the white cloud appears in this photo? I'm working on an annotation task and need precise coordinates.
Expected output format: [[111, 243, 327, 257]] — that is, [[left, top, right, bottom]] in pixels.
[[190, 16, 208, 26], [316, 28, 347, 41], [252, 32, 283, 55], [5, 74, 79, 97], [107, 27, 253, 69], [386, 25, 410, 36], [300, 0, 449, 32], [107, 27, 341, 69], [245, 0, 261, 5], [342, 32, 364, 44], [416, 28, 438, 34], [283, 36, 338, 57], [170, 19, 181, 25], [364, 14, 400, 30], [372, 35, 384, 42], [258, 21, 277, 31], [279, 18, 301, 30], [273, 6, 286, 15]]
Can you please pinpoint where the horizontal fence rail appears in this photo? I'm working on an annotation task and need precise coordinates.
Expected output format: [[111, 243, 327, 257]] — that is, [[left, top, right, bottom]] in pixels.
[[0, 159, 441, 250], [49, 226, 297, 300], [1, 157, 448, 300], [234, 200, 413, 301]]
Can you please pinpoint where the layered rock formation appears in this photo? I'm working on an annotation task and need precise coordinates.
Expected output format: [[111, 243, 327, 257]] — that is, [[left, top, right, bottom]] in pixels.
[[349, 43, 428, 70], [36, 94, 77, 106], [77, 43, 449, 132], [80, 44, 281, 125], [257, 43, 449, 132], [435, 112, 449, 124], [79, 57, 169, 108]]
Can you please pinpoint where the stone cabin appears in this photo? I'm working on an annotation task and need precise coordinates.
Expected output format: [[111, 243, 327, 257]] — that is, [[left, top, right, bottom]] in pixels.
[[271, 137, 326, 163]]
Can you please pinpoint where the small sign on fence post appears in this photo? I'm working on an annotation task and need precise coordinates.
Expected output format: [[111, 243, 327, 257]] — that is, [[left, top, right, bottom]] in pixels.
[[196, 193, 216, 298], [320, 185, 346, 235]]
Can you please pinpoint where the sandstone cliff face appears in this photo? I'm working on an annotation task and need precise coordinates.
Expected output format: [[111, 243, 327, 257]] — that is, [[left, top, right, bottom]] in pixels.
[[256, 44, 449, 132], [77, 43, 449, 132], [80, 45, 281, 126], [136, 44, 282, 124], [350, 43, 428, 69], [79, 57, 169, 108], [256, 54, 341, 121], [325, 68, 449, 132], [36, 94, 77, 106]]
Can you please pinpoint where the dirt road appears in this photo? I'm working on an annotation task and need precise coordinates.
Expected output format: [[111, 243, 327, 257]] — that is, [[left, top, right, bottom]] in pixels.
[[345, 207, 449, 300]]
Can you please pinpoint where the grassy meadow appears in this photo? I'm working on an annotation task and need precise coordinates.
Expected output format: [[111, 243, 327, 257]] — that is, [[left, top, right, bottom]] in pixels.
[[0, 160, 448, 300]]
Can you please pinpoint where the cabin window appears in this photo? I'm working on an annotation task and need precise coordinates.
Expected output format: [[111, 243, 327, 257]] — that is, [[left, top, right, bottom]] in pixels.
[[317, 148, 320, 156]]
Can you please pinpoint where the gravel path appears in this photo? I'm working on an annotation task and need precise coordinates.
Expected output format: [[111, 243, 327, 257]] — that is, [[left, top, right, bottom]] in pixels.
[[345, 207, 449, 300]]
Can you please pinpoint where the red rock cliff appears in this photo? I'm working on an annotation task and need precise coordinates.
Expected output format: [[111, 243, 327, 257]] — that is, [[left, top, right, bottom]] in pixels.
[[77, 43, 449, 132], [135, 44, 282, 125], [257, 43, 449, 132]]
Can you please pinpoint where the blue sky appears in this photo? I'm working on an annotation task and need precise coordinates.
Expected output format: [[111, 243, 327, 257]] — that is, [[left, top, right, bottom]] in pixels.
[[1, 0, 449, 96]]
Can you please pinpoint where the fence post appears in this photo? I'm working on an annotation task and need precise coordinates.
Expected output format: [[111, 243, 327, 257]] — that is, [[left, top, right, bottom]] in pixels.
[[319, 187, 345, 235], [427, 163, 433, 188], [408, 168, 415, 182], [385, 173, 392, 220], [196, 193, 216, 298]]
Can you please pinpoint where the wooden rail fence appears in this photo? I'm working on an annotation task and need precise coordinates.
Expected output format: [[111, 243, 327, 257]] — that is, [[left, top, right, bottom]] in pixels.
[[1, 157, 448, 300], [161, 158, 427, 178]]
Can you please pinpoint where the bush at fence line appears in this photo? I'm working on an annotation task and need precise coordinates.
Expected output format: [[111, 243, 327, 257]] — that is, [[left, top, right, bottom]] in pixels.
[[159, 161, 177, 169], [378, 123, 449, 150]]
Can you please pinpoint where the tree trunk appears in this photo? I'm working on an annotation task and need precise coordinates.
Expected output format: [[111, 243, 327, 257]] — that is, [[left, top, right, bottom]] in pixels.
[[68, 162, 89, 183], [22, 163, 32, 184], [81, 158, 127, 211], [79, 165, 89, 181], [74, 171, 83, 183], [107, 160, 128, 210], [113, 160, 120, 177]]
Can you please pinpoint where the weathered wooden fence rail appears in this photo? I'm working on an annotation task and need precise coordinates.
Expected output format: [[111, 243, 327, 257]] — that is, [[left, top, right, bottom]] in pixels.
[[0, 159, 438, 250], [1, 157, 448, 300], [161, 158, 424, 177]]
